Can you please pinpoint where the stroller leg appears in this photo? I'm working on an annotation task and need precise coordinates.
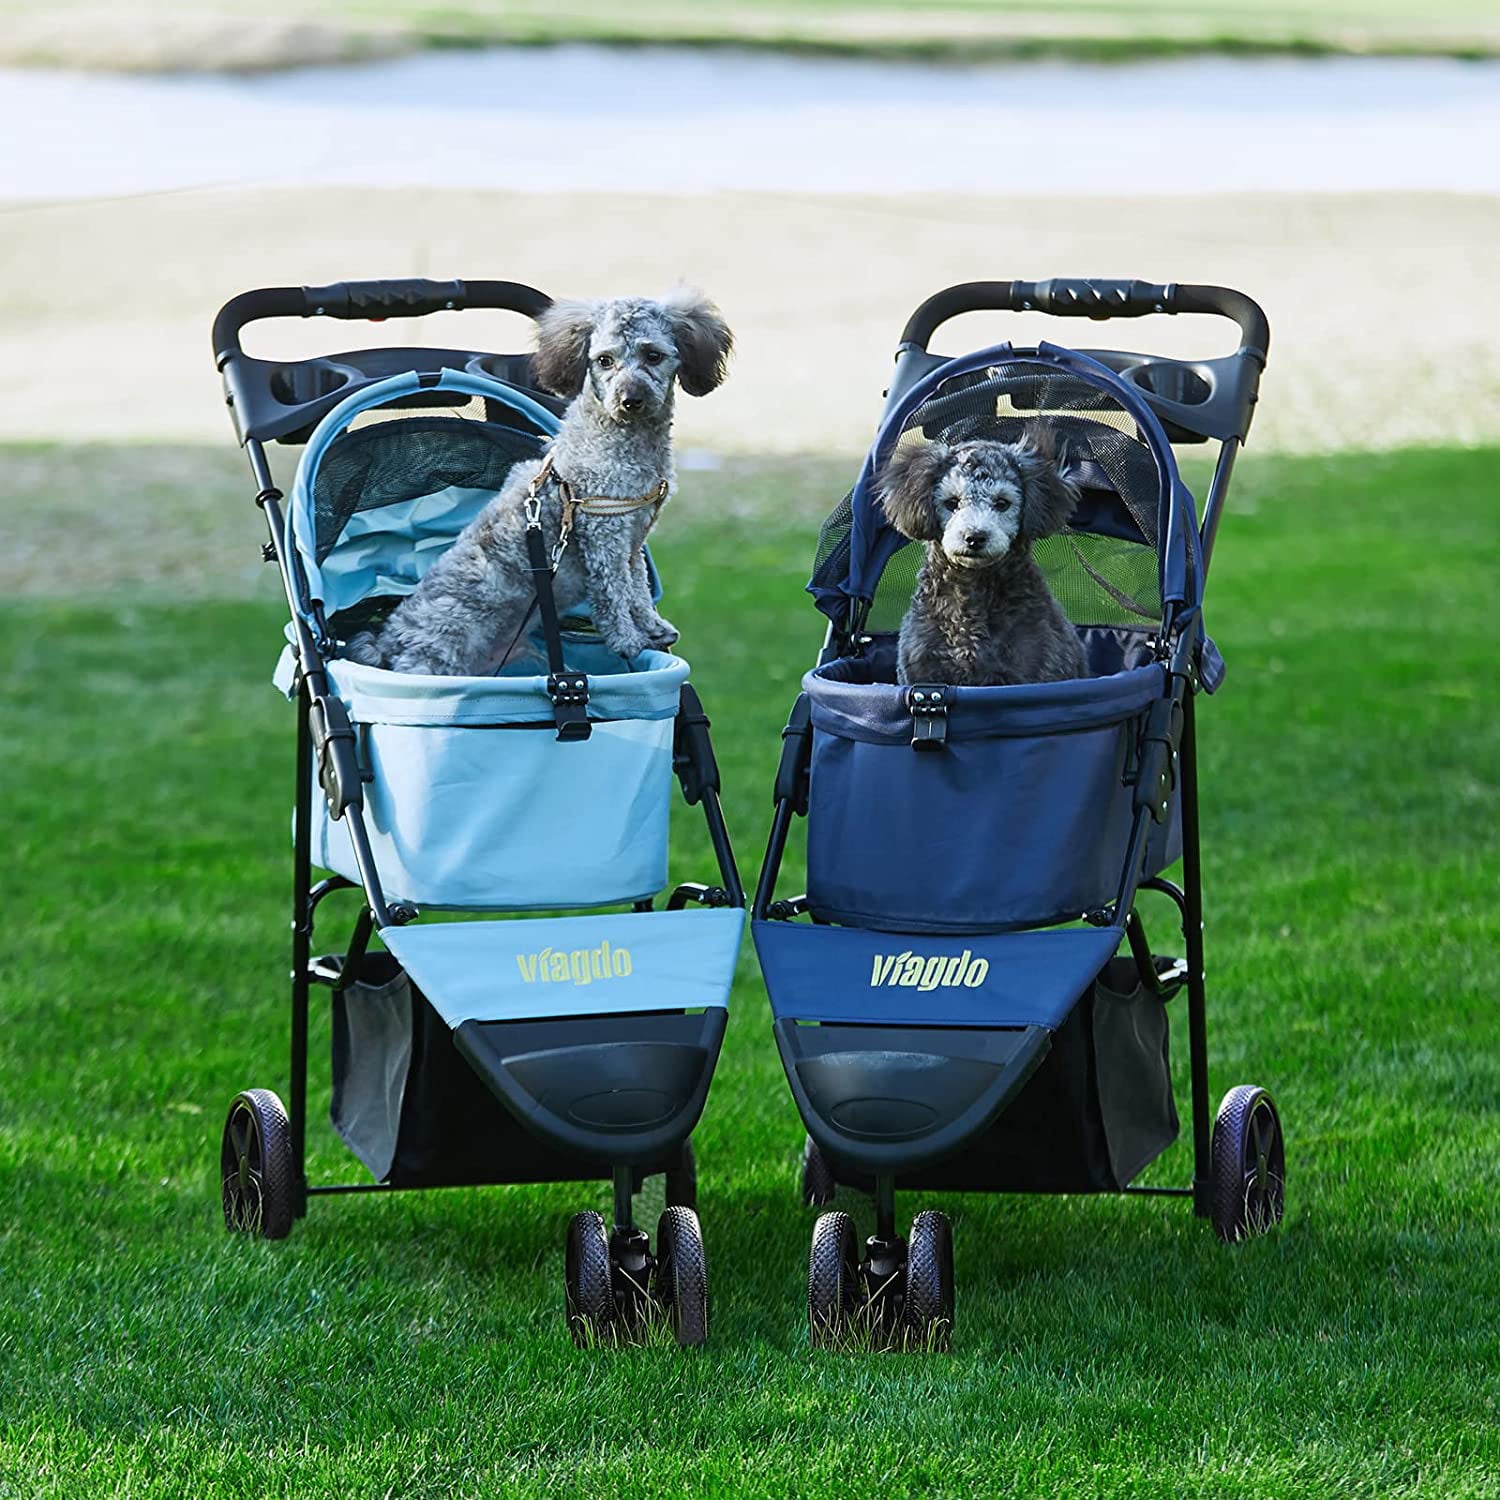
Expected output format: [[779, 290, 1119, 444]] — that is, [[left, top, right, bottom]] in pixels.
[[611, 1164, 636, 1235], [289, 683, 313, 1219], [1180, 693, 1212, 1218], [873, 1174, 897, 1244], [609, 1164, 654, 1329]]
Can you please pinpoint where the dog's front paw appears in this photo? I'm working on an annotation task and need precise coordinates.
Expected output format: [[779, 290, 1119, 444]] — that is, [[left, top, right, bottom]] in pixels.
[[644, 614, 680, 650], [602, 625, 651, 661]]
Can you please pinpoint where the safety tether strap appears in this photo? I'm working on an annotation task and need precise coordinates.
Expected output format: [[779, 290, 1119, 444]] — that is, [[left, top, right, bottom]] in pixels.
[[522, 452, 670, 742], [524, 454, 590, 742]]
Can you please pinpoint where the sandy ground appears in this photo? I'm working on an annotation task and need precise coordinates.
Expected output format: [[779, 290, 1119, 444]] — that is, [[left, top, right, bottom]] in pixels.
[[1, 188, 1497, 455]]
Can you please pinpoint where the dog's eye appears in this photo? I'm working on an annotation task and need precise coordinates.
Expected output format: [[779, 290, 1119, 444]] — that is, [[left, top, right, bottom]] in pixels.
[[994, 499, 1011, 512], [596, 353, 615, 370], [642, 348, 664, 366], [942, 497, 960, 513]]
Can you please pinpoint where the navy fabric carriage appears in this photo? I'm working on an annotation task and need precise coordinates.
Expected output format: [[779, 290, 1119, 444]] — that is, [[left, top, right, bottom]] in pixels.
[[753, 279, 1287, 1348], [211, 279, 744, 1347]]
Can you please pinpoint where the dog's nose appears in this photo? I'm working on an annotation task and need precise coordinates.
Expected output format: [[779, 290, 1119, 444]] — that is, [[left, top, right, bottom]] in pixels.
[[621, 395, 643, 412], [964, 531, 989, 549]]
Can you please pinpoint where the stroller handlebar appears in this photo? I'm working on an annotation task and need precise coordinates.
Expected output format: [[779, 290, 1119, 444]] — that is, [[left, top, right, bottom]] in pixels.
[[898, 280, 1269, 361], [212, 279, 553, 366]]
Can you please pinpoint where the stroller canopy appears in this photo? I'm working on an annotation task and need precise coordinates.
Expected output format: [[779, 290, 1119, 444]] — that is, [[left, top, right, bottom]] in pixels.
[[286, 368, 560, 627], [808, 343, 1203, 639]]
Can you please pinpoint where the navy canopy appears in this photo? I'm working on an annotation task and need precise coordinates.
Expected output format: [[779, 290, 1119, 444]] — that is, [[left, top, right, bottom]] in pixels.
[[808, 343, 1204, 636]]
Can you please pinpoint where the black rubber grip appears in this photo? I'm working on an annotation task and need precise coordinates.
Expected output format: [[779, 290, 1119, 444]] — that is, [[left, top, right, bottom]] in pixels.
[[898, 280, 1269, 359], [302, 278, 467, 319], [212, 278, 553, 366]]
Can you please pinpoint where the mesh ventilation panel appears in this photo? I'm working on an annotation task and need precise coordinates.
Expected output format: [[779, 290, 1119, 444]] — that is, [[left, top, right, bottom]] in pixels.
[[812, 358, 1174, 635], [312, 400, 548, 563]]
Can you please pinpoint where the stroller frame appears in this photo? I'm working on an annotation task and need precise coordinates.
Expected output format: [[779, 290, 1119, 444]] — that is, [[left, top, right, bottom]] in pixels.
[[753, 280, 1285, 1345], [212, 279, 744, 1344]]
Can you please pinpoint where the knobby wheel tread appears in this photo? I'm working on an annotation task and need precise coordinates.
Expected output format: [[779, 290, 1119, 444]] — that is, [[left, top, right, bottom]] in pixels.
[[220, 1087, 294, 1241], [808, 1210, 859, 1348], [656, 1205, 709, 1348], [1211, 1084, 1286, 1244], [565, 1210, 615, 1346], [903, 1210, 955, 1351]]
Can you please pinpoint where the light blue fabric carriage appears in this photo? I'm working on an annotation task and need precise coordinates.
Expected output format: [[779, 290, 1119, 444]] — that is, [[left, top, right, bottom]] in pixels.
[[278, 368, 744, 967], [211, 280, 743, 1347]]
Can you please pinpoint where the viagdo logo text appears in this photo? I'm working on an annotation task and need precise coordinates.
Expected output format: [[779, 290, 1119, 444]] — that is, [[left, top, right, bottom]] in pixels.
[[869, 950, 989, 991]]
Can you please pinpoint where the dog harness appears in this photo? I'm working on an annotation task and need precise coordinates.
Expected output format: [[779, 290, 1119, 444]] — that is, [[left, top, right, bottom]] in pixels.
[[525, 449, 670, 569]]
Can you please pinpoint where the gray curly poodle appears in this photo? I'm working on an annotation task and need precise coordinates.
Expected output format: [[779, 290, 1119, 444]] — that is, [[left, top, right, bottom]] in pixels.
[[348, 288, 733, 676], [877, 431, 1086, 687]]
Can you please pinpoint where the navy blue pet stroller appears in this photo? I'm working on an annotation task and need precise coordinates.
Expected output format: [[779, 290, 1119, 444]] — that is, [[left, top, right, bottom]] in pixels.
[[753, 279, 1286, 1347], [211, 279, 744, 1347]]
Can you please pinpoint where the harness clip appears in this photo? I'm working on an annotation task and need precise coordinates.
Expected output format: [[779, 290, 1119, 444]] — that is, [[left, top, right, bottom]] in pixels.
[[907, 683, 949, 751]]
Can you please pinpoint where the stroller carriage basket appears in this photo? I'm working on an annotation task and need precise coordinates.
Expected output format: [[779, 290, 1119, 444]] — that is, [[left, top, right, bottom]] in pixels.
[[279, 368, 694, 910], [793, 342, 1210, 937]]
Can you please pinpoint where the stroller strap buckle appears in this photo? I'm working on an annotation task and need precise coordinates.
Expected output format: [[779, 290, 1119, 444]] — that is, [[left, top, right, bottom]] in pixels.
[[547, 671, 592, 742], [906, 684, 949, 751]]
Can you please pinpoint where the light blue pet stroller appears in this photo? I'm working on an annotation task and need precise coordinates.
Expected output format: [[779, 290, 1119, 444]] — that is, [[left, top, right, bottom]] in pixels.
[[211, 279, 744, 1347], [753, 279, 1286, 1348]]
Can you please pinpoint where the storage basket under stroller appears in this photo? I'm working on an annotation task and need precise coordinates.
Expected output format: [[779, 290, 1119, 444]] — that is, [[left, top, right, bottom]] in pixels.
[[211, 279, 745, 1347], [752, 279, 1287, 1348]]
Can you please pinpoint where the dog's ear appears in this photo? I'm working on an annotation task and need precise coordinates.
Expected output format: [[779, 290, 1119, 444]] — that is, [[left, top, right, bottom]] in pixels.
[[663, 287, 733, 396], [532, 299, 596, 397], [877, 441, 951, 541], [1014, 429, 1080, 539]]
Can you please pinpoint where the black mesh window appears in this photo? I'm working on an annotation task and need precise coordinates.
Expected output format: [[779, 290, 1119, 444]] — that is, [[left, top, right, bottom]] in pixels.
[[312, 411, 546, 563]]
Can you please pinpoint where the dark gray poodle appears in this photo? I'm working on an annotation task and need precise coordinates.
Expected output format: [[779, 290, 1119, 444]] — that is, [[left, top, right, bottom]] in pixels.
[[878, 432, 1086, 687], [348, 288, 733, 676]]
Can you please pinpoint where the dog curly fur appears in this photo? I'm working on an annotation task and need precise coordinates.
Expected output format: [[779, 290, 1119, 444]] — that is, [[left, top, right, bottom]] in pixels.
[[878, 431, 1086, 687], [347, 289, 733, 676]]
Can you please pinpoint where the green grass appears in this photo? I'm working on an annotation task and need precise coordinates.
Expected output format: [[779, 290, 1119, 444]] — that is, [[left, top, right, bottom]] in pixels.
[[2, 443, 1498, 1496], [2, 0, 1498, 69]]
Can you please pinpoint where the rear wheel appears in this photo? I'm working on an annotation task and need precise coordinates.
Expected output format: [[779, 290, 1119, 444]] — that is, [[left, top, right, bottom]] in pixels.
[[565, 1211, 615, 1346], [801, 1135, 837, 1207], [220, 1088, 294, 1240], [903, 1211, 955, 1351], [1210, 1085, 1285, 1243], [655, 1206, 709, 1347], [808, 1211, 860, 1348]]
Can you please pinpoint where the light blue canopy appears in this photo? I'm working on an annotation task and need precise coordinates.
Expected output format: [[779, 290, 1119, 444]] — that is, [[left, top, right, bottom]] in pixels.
[[286, 368, 561, 622]]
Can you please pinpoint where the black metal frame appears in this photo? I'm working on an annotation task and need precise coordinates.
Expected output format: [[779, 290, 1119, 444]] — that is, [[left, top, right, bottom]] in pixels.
[[218, 281, 744, 1230], [755, 278, 1270, 1226]]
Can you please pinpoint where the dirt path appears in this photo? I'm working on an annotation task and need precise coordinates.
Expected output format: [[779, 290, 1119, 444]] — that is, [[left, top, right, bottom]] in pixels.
[[2, 187, 1496, 454]]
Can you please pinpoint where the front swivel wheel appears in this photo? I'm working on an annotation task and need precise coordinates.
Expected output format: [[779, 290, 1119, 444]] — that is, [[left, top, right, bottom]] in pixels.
[[565, 1210, 615, 1346], [808, 1210, 860, 1348], [902, 1210, 954, 1351], [654, 1205, 709, 1347]]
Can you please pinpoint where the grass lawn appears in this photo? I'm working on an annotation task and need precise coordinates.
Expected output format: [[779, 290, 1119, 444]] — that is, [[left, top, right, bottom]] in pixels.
[[2, 0, 1498, 68], [2, 442, 1498, 1496]]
